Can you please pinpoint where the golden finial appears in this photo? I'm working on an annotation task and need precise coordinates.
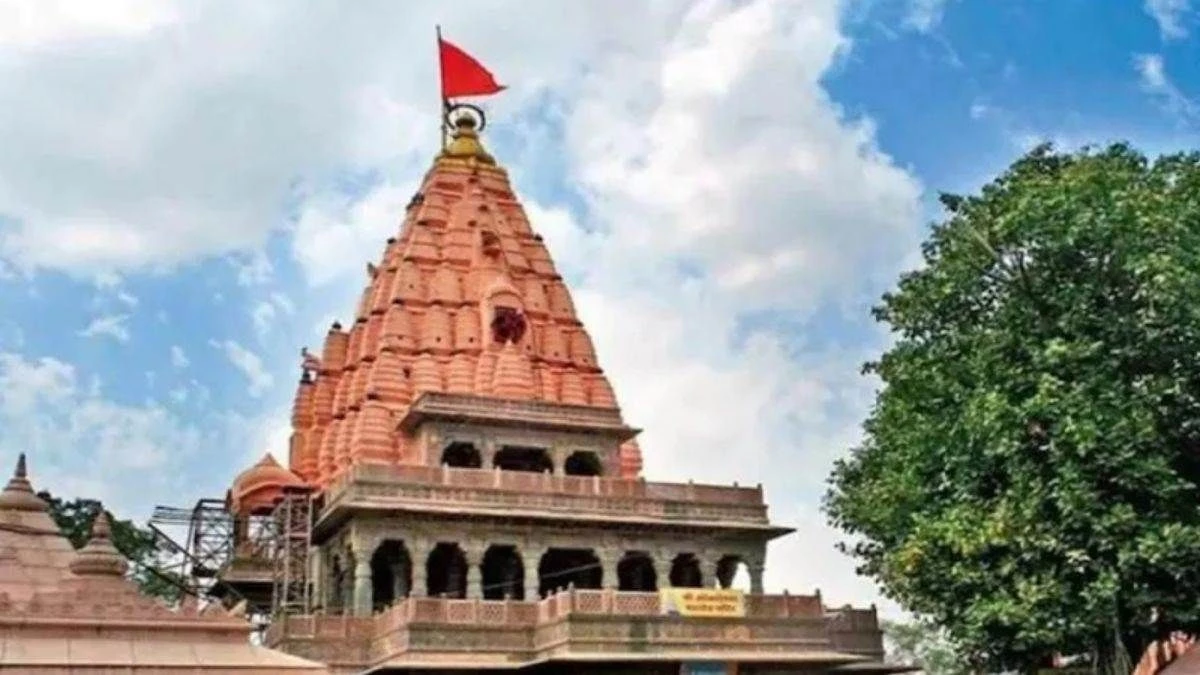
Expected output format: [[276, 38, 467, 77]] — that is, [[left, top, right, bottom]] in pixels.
[[439, 112, 496, 166]]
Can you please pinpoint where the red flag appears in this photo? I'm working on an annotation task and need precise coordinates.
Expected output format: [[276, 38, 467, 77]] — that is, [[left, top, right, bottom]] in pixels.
[[438, 37, 505, 100]]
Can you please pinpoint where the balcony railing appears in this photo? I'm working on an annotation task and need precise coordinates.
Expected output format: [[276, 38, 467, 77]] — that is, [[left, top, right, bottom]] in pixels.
[[266, 588, 879, 666], [322, 463, 771, 525]]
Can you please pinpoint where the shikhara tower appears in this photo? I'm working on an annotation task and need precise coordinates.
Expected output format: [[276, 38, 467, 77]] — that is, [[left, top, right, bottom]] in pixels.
[[217, 112, 898, 674]]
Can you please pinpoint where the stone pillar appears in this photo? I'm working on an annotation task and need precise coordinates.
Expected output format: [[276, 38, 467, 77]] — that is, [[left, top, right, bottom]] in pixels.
[[353, 558, 373, 615], [390, 561, 409, 599], [523, 545, 546, 600], [464, 543, 485, 599], [700, 557, 718, 588], [599, 550, 622, 590], [410, 541, 431, 598], [748, 559, 765, 594], [653, 554, 673, 590]]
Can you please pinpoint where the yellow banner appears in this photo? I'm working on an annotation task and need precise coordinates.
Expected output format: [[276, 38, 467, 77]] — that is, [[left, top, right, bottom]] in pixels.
[[660, 588, 745, 618]]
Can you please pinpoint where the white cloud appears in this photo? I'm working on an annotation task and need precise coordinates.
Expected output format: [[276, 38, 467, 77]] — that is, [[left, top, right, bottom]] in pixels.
[[78, 313, 131, 342], [1135, 53, 1199, 125], [211, 339, 273, 398], [0, 0, 178, 48], [170, 344, 189, 368], [116, 290, 139, 307], [232, 251, 274, 287], [0, 352, 187, 515], [1145, 0, 1192, 39], [250, 292, 296, 338], [903, 0, 952, 33]]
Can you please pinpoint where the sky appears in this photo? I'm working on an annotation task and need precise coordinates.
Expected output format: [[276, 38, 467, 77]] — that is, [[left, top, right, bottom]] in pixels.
[[0, 0, 1197, 618]]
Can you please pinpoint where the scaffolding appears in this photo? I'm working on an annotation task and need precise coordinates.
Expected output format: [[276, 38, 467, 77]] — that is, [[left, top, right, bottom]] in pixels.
[[271, 485, 314, 617], [148, 498, 237, 600]]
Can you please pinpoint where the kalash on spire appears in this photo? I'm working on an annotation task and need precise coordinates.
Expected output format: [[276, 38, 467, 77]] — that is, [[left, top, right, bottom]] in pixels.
[[212, 32, 902, 675]]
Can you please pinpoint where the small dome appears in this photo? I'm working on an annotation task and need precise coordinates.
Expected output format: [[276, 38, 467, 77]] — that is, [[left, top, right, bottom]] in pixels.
[[229, 453, 305, 516], [70, 509, 129, 577]]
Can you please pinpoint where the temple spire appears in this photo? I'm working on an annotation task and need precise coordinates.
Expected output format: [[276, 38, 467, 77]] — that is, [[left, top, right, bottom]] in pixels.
[[69, 508, 130, 577], [0, 452, 48, 512]]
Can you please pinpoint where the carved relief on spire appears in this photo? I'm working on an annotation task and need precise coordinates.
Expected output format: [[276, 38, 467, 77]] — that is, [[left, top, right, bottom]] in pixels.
[[492, 342, 536, 400], [368, 338, 411, 406], [390, 261, 424, 304], [421, 305, 453, 353], [446, 353, 477, 394], [352, 395, 394, 465], [559, 368, 589, 406], [411, 353, 443, 394], [321, 322, 349, 373], [428, 266, 463, 305]]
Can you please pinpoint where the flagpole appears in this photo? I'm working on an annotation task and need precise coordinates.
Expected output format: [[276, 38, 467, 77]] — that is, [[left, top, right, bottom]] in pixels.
[[436, 25, 447, 152]]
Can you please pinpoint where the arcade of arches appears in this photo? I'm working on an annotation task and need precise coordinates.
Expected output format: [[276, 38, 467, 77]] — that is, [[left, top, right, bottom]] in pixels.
[[326, 540, 764, 614], [439, 442, 604, 477]]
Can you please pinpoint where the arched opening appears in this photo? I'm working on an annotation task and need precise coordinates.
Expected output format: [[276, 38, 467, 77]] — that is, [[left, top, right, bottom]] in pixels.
[[370, 540, 412, 611], [426, 543, 468, 598], [716, 555, 750, 591], [538, 548, 601, 597], [441, 442, 482, 469], [617, 552, 656, 591], [494, 446, 553, 473], [482, 545, 524, 600], [563, 451, 603, 477], [669, 553, 703, 588]]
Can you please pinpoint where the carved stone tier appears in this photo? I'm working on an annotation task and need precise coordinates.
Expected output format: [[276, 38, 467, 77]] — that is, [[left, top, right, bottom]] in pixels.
[[398, 392, 640, 440], [265, 588, 888, 672], [317, 463, 790, 536]]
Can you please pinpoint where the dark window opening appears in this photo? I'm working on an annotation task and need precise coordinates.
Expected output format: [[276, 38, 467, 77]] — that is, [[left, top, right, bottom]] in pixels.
[[441, 442, 482, 469], [669, 553, 703, 588], [491, 306, 527, 344], [371, 540, 412, 611], [617, 552, 657, 592], [426, 542, 467, 598], [563, 451, 603, 477], [494, 446, 553, 473], [538, 548, 601, 598], [482, 545, 525, 600], [716, 555, 745, 590]]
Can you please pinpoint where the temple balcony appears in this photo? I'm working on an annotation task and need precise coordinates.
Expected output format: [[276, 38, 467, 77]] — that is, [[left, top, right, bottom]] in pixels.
[[265, 588, 887, 672], [319, 462, 784, 534]]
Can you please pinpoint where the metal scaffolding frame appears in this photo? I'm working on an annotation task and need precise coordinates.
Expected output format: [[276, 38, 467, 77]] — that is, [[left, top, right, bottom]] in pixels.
[[271, 485, 314, 617], [149, 498, 237, 600]]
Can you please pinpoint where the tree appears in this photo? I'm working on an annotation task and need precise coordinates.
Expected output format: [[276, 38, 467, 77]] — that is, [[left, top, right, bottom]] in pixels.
[[38, 491, 186, 603], [884, 619, 972, 675], [825, 144, 1200, 673]]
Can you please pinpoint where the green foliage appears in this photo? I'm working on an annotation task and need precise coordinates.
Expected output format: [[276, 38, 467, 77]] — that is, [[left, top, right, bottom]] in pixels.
[[825, 143, 1200, 671], [884, 620, 972, 675], [38, 491, 186, 603]]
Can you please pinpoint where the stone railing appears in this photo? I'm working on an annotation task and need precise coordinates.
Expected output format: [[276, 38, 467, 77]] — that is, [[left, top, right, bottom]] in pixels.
[[322, 463, 771, 525], [266, 588, 881, 667]]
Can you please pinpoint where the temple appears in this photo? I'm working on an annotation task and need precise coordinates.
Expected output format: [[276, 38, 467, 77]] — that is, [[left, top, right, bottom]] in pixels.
[[0, 454, 326, 673], [200, 111, 900, 674]]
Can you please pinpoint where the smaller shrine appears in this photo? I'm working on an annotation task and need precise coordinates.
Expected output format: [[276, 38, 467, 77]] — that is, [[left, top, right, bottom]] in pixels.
[[0, 454, 328, 674]]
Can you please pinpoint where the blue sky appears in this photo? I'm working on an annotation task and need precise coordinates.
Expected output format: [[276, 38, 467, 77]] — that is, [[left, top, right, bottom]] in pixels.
[[0, 0, 1196, 613]]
